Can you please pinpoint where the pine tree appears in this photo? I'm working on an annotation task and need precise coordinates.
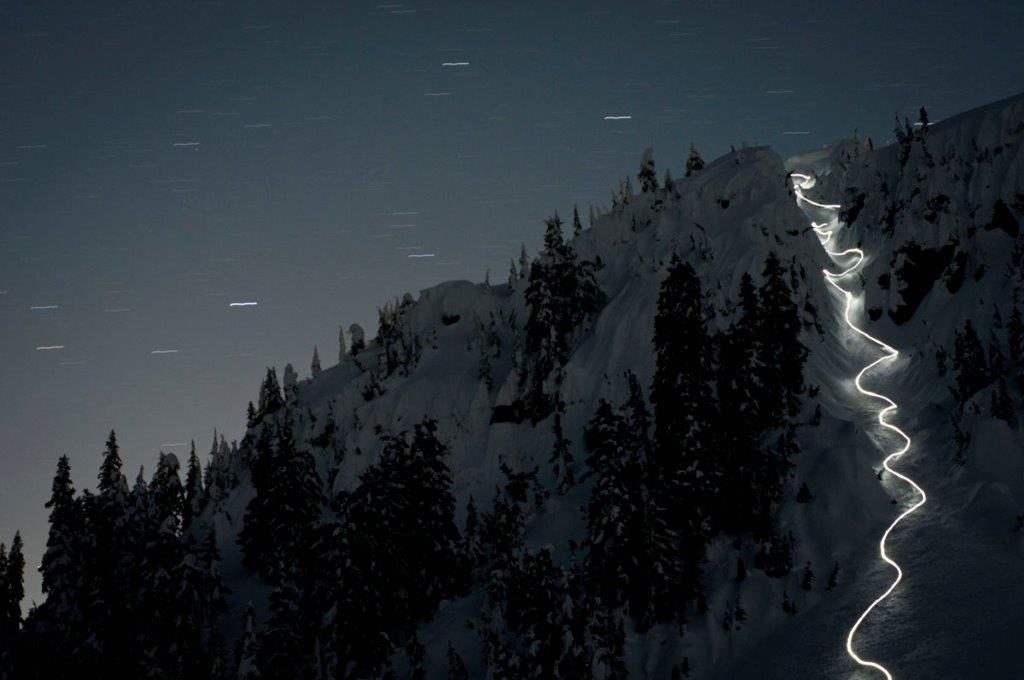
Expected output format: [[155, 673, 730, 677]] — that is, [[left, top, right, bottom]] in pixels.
[[405, 633, 426, 680], [715, 272, 769, 533], [477, 317, 493, 390], [638, 147, 659, 193], [183, 441, 205, 533], [447, 642, 469, 680], [650, 255, 715, 608], [988, 329, 1006, 379], [590, 605, 628, 679], [498, 547, 570, 677], [311, 344, 322, 376], [549, 405, 574, 493], [524, 213, 604, 389], [583, 397, 683, 628], [759, 252, 807, 421], [246, 401, 257, 431], [0, 533, 24, 658], [722, 604, 735, 632], [240, 409, 324, 582], [349, 323, 366, 355], [176, 527, 229, 677], [754, 530, 794, 577], [258, 572, 311, 680], [685, 142, 705, 176], [953, 320, 989, 408], [734, 595, 747, 625], [338, 418, 465, 671], [26, 455, 88, 674], [39, 456, 78, 613], [572, 204, 583, 237], [94, 430, 133, 673], [239, 425, 278, 577], [142, 452, 188, 673], [519, 244, 530, 281], [283, 363, 298, 405], [781, 590, 797, 615], [801, 561, 814, 591], [338, 325, 347, 363], [463, 496, 483, 568], [483, 484, 525, 608], [991, 378, 1017, 427], [796, 481, 814, 503], [582, 401, 635, 611], [826, 561, 840, 591], [236, 602, 261, 680], [735, 557, 747, 583], [651, 255, 715, 508], [664, 168, 677, 196]]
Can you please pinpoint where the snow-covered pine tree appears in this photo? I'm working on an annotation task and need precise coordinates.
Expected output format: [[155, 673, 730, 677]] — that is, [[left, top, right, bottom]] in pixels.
[[0, 531, 24, 671], [826, 561, 840, 591], [952, 319, 989, 409], [463, 495, 483, 568], [524, 213, 604, 395], [349, 323, 366, 355], [801, 562, 814, 591], [991, 378, 1017, 427], [236, 602, 261, 680], [447, 642, 469, 680], [183, 440, 205, 534], [176, 526, 229, 677], [638, 147, 659, 193], [283, 363, 298, 405], [258, 570, 312, 680], [311, 344, 322, 376], [651, 255, 715, 502], [476, 316, 493, 390], [37, 456, 81, 645], [685, 142, 705, 176], [664, 168, 678, 198], [549, 398, 574, 493], [518, 244, 530, 280]]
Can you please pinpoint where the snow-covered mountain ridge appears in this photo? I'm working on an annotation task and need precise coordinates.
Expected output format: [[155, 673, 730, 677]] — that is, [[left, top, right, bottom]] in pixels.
[[152, 91, 1024, 677], [9, 92, 1024, 679]]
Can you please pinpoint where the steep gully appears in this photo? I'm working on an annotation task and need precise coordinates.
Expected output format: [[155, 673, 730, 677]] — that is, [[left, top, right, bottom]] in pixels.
[[789, 172, 926, 680]]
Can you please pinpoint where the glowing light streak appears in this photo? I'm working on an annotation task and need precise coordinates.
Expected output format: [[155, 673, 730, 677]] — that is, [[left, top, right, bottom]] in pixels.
[[792, 174, 926, 680], [229, 301, 258, 307]]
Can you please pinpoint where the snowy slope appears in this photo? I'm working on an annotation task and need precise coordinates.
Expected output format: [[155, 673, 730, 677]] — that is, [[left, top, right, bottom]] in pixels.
[[204, 92, 1024, 678], [747, 93, 1024, 679]]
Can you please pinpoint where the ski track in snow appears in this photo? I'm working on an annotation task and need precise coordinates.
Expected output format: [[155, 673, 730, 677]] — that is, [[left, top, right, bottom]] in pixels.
[[790, 172, 927, 680]]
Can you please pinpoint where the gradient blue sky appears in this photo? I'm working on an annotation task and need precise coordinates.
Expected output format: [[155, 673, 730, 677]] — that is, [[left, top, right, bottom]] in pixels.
[[2, 0, 1022, 603]]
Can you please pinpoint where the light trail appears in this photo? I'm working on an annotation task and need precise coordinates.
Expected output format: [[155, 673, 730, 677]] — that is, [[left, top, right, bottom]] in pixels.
[[229, 301, 258, 307], [791, 173, 926, 680]]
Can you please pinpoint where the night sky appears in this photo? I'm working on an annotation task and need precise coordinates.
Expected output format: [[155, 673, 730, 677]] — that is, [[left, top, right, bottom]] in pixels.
[[2, 0, 1022, 604]]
